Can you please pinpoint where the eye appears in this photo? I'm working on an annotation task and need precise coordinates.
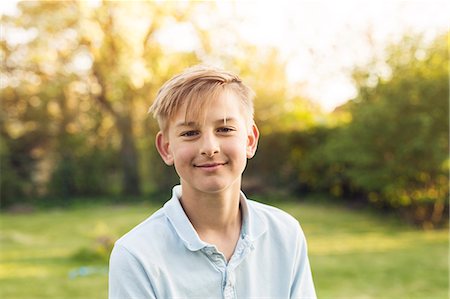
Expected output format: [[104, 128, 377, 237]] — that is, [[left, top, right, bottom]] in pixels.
[[217, 127, 235, 133], [180, 130, 199, 137]]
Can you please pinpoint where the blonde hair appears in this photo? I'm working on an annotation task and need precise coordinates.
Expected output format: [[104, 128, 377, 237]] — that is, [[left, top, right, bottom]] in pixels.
[[148, 65, 255, 132]]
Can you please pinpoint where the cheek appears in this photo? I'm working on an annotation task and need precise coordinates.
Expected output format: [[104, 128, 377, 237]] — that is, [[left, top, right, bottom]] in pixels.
[[223, 138, 247, 160], [173, 144, 197, 163]]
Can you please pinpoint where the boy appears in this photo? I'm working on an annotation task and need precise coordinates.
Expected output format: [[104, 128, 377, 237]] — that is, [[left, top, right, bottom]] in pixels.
[[109, 65, 316, 299]]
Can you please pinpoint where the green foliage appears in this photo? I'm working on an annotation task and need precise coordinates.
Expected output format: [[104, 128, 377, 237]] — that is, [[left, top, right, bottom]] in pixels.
[[246, 33, 449, 227], [1, 1, 320, 206], [0, 69, 54, 204], [338, 33, 448, 226], [48, 145, 120, 199], [71, 235, 115, 263], [288, 33, 448, 226], [1, 1, 447, 228], [0, 138, 32, 205], [1, 1, 202, 204]]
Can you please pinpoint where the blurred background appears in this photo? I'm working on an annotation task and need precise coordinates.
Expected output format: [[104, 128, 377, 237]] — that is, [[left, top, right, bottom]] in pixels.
[[1, 1, 448, 298]]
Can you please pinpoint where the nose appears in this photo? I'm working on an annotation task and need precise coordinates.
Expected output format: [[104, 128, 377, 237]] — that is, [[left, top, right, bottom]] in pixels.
[[200, 132, 220, 157]]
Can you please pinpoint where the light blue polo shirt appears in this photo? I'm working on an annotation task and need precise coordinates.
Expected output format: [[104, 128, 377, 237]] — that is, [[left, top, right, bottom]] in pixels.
[[109, 185, 316, 299]]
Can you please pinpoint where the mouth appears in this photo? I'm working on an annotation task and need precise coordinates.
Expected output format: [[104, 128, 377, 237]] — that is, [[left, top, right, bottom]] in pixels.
[[194, 162, 227, 168]]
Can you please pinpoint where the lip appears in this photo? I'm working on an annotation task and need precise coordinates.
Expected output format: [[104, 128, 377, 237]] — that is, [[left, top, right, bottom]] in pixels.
[[194, 162, 227, 169]]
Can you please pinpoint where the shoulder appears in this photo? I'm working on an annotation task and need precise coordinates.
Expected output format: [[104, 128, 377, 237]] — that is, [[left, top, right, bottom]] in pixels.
[[245, 199, 309, 263], [113, 207, 171, 256], [247, 199, 302, 235]]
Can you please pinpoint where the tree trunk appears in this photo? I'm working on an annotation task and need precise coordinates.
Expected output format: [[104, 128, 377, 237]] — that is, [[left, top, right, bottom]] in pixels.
[[118, 116, 141, 197], [91, 68, 142, 197]]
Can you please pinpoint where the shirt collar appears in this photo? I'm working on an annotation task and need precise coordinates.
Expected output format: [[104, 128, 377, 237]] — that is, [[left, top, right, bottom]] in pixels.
[[163, 185, 267, 252]]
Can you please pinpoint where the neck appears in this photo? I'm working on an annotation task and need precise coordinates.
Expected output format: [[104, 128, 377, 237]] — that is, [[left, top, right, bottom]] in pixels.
[[180, 182, 242, 234], [179, 181, 243, 261]]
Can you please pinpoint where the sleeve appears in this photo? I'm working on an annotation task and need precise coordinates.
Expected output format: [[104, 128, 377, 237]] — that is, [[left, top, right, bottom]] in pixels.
[[109, 243, 157, 299], [290, 223, 317, 299]]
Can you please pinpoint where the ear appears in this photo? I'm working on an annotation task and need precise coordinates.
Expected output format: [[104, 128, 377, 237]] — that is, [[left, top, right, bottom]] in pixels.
[[156, 131, 174, 165], [246, 123, 259, 159]]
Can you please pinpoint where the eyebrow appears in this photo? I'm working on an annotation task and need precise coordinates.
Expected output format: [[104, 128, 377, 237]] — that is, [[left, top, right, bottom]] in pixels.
[[175, 118, 237, 128]]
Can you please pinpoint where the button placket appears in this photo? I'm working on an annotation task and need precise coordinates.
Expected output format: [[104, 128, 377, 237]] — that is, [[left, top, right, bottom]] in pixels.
[[202, 247, 226, 272], [223, 267, 236, 298], [227, 271, 236, 287], [223, 283, 235, 299]]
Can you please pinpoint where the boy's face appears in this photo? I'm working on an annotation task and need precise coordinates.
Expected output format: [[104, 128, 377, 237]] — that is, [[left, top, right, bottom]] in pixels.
[[156, 91, 259, 195]]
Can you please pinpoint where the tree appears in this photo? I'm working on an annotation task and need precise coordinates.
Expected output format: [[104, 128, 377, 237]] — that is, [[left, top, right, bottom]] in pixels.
[[1, 1, 319, 204], [320, 33, 449, 227], [1, 1, 204, 202]]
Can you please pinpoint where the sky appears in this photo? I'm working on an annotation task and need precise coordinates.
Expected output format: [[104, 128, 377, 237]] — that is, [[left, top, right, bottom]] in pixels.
[[1, 0, 449, 112], [229, 1, 449, 111]]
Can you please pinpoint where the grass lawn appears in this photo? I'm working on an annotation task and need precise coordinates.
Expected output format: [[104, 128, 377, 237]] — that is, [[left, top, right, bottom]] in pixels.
[[0, 198, 447, 299]]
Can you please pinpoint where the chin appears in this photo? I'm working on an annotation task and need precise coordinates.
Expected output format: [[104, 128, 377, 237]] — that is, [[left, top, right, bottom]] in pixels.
[[189, 180, 232, 193], [181, 176, 241, 194], [197, 184, 229, 194]]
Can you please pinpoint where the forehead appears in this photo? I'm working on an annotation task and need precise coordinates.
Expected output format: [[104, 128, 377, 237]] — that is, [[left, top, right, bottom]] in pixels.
[[171, 89, 248, 126]]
